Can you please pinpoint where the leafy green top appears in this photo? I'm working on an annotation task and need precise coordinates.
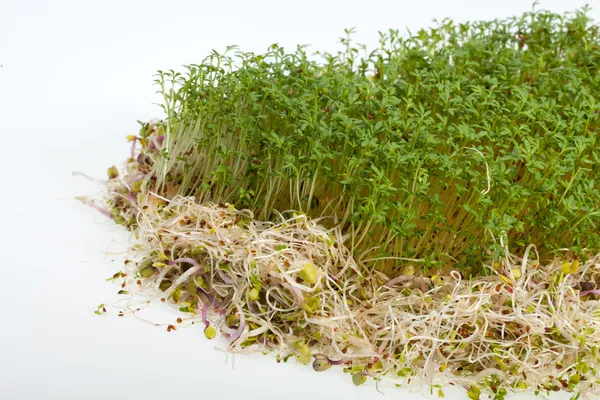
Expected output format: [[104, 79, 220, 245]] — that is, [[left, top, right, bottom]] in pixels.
[[147, 6, 600, 274]]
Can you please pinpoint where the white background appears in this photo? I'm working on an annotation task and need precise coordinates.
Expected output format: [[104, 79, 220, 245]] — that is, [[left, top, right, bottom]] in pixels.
[[0, 0, 598, 399]]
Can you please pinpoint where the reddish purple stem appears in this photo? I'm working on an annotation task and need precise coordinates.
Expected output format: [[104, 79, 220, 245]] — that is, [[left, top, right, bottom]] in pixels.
[[217, 268, 234, 284], [148, 135, 164, 150], [169, 258, 222, 323], [168, 258, 199, 267], [130, 137, 137, 158], [202, 302, 210, 327], [580, 289, 600, 296], [86, 201, 112, 219]]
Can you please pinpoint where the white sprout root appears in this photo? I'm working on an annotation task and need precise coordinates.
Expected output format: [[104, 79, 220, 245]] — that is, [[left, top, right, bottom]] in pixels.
[[98, 195, 600, 398]]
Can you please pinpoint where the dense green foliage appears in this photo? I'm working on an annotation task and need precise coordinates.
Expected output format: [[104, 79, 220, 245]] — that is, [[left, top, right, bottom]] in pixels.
[[148, 7, 600, 274]]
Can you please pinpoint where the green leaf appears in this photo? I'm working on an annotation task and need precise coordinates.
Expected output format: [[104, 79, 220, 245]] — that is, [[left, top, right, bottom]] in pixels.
[[302, 297, 320, 314], [467, 385, 481, 400], [248, 287, 260, 301], [352, 373, 367, 386]]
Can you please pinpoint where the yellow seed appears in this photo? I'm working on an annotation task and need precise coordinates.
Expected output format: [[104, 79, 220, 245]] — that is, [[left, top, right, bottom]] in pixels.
[[299, 263, 317, 284], [126, 135, 137, 142], [204, 326, 216, 339], [511, 268, 522, 280], [401, 265, 415, 276], [562, 262, 571, 274], [515, 381, 528, 389], [570, 260, 579, 274], [248, 287, 260, 301], [439, 363, 448, 372], [526, 305, 535, 313], [296, 353, 311, 365], [499, 274, 512, 285]]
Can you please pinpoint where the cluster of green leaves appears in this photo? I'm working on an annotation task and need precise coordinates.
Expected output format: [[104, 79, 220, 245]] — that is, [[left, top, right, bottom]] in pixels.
[[148, 6, 600, 275]]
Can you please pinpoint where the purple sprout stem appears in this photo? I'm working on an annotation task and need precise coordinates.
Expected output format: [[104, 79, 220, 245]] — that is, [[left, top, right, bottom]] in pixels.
[[382, 275, 412, 288], [257, 338, 274, 348], [202, 302, 210, 327], [86, 200, 112, 219], [227, 311, 246, 343], [169, 258, 222, 323], [148, 135, 164, 150], [580, 289, 600, 296], [130, 137, 137, 158], [217, 268, 234, 284], [168, 258, 199, 267], [167, 259, 219, 305]]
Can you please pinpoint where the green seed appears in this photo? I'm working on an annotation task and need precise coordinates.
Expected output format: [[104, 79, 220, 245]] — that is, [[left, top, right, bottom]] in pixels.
[[107, 165, 119, 179], [131, 180, 143, 193], [140, 266, 157, 278], [227, 314, 238, 327], [511, 268, 522, 280], [312, 358, 331, 372]]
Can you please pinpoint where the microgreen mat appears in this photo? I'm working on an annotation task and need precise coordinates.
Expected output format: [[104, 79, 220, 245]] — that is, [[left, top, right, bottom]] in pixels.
[[80, 5, 600, 399]]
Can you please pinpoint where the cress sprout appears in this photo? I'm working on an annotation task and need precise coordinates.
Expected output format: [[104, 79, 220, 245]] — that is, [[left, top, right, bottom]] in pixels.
[[81, 6, 600, 399]]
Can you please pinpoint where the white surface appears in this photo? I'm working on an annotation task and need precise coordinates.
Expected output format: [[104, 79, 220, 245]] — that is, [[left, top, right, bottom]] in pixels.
[[0, 0, 598, 399]]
